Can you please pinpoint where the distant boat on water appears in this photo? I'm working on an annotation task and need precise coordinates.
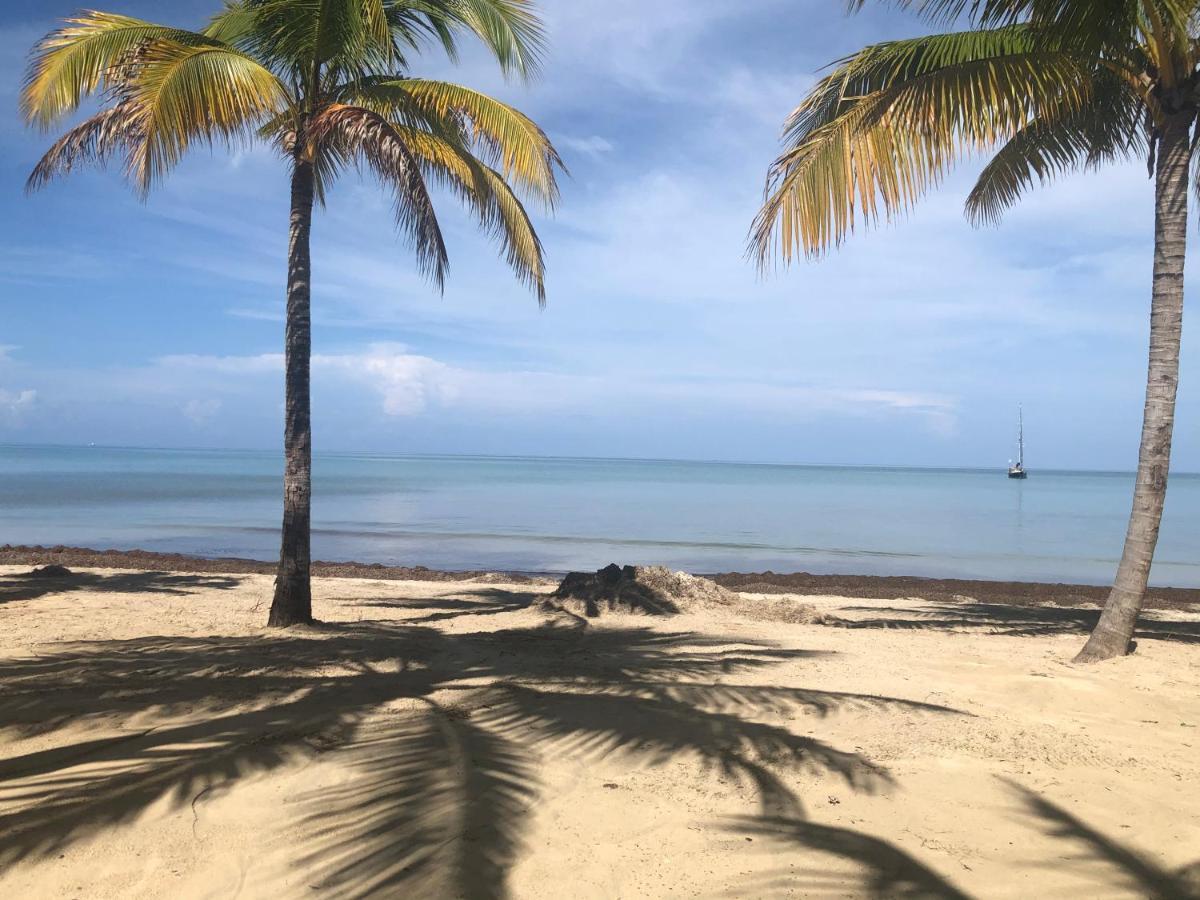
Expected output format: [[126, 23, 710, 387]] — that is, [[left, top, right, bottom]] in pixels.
[[1008, 406, 1028, 479]]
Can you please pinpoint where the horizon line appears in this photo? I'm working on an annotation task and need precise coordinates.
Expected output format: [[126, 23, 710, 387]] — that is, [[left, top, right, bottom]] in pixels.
[[3, 440, 1196, 478]]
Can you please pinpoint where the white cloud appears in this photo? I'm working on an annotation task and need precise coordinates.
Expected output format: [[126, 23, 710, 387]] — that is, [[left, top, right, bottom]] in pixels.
[[558, 135, 615, 159], [182, 398, 223, 425], [0, 387, 36, 424], [314, 346, 454, 415]]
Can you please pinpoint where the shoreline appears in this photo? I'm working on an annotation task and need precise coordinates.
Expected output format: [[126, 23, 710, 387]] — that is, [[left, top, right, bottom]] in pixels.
[[5, 543, 1199, 611]]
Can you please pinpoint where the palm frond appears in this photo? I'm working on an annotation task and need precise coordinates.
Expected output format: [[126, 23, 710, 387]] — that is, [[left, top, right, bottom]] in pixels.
[[751, 25, 1091, 263], [421, 0, 547, 79], [26, 100, 148, 192], [966, 68, 1145, 224], [313, 0, 391, 66], [360, 77, 563, 205], [21, 12, 218, 128], [474, 163, 547, 303], [122, 41, 289, 192], [206, 0, 395, 84], [310, 102, 449, 287], [394, 126, 545, 301], [847, 1, 1139, 29], [848, 1, 1171, 62]]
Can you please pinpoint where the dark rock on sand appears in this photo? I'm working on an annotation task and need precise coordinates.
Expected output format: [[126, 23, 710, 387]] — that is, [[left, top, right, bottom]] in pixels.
[[28, 564, 73, 578]]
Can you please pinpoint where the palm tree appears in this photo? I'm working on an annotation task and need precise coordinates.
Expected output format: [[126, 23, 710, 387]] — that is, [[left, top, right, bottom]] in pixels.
[[22, 1, 563, 628], [750, 0, 1196, 663]]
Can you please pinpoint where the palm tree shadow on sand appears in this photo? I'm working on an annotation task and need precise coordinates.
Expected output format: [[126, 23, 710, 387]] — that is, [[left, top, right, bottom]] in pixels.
[[0, 569, 243, 604], [1001, 779, 1200, 900], [721, 779, 1200, 899], [0, 585, 970, 899], [828, 602, 1200, 646]]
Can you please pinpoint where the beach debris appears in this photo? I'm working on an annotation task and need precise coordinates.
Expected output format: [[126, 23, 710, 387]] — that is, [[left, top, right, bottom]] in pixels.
[[547, 564, 738, 617], [27, 564, 72, 578], [737, 596, 827, 625]]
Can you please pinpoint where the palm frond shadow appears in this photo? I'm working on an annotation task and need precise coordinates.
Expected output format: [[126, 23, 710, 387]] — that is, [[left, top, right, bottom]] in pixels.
[[0, 592, 966, 898], [1002, 779, 1200, 900], [355, 588, 541, 622], [0, 570, 243, 604], [832, 602, 1200, 645], [726, 815, 972, 899], [294, 710, 537, 900]]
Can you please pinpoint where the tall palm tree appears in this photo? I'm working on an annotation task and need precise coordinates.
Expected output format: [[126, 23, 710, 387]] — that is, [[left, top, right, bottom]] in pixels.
[[22, 0, 563, 628], [750, 0, 1197, 663]]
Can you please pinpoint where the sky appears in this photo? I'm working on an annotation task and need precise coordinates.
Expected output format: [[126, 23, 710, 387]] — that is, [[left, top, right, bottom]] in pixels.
[[0, 0, 1196, 470]]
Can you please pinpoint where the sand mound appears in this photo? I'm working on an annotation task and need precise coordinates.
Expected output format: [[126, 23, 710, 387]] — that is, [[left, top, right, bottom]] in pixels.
[[547, 564, 738, 617]]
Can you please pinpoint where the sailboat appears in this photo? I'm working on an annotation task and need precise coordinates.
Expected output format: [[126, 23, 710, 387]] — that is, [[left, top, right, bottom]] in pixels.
[[1008, 406, 1028, 479]]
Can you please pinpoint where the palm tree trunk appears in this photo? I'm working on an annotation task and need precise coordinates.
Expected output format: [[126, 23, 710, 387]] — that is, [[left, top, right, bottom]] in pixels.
[[268, 157, 316, 627], [1074, 116, 1191, 663]]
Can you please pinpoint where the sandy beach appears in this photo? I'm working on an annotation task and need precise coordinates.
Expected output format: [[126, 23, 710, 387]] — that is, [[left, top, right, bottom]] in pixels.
[[1, 562, 1198, 899]]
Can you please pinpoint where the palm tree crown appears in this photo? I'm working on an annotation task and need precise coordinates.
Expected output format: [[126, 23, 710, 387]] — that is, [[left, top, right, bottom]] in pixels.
[[23, 0, 563, 299], [751, 0, 1197, 262]]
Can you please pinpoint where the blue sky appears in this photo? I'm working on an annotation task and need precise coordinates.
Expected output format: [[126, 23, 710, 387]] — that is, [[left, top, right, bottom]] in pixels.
[[0, 0, 1196, 470]]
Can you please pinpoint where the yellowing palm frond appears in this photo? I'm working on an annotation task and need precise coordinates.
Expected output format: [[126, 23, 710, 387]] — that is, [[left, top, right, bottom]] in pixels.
[[751, 25, 1091, 264], [397, 126, 546, 302], [122, 41, 288, 191], [475, 163, 547, 302], [362, 78, 562, 206], [21, 11, 219, 128]]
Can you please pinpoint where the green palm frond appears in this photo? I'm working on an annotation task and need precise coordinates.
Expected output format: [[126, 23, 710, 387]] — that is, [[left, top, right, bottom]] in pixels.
[[360, 77, 562, 205], [848, 1, 1142, 29], [965, 68, 1144, 224], [851, 1, 1185, 64], [421, 0, 547, 79], [310, 102, 449, 286], [207, 0, 395, 83], [751, 25, 1091, 263], [21, 12, 219, 128]]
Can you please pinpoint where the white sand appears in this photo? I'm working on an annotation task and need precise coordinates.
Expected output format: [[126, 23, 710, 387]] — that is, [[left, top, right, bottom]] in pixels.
[[0, 566, 1198, 898]]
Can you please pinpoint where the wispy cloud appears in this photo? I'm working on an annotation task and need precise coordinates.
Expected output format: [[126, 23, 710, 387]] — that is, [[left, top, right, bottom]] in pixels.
[[148, 343, 956, 431], [557, 134, 615, 159]]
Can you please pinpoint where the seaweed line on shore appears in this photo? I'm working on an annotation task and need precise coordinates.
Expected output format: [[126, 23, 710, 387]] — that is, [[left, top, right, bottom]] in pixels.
[[3, 544, 1199, 611]]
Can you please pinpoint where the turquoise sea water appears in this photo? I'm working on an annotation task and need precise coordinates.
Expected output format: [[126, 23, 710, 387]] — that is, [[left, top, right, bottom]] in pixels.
[[1, 444, 1197, 586]]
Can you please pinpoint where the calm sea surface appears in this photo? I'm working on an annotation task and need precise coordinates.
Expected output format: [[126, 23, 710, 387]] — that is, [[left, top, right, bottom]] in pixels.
[[1, 444, 1197, 586]]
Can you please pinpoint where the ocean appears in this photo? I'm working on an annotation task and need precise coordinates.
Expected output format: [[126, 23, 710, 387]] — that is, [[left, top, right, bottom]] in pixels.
[[1, 444, 1197, 586]]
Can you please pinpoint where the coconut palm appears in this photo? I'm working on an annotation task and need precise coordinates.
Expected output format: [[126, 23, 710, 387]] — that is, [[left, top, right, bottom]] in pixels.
[[751, 0, 1197, 663], [22, 1, 563, 627]]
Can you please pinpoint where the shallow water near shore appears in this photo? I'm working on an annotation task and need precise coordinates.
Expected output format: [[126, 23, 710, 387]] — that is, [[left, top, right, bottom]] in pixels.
[[2, 443, 1198, 586]]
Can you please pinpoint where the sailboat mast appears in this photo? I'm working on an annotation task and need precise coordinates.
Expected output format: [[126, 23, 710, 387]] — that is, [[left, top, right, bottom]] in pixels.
[[1018, 406, 1024, 467]]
